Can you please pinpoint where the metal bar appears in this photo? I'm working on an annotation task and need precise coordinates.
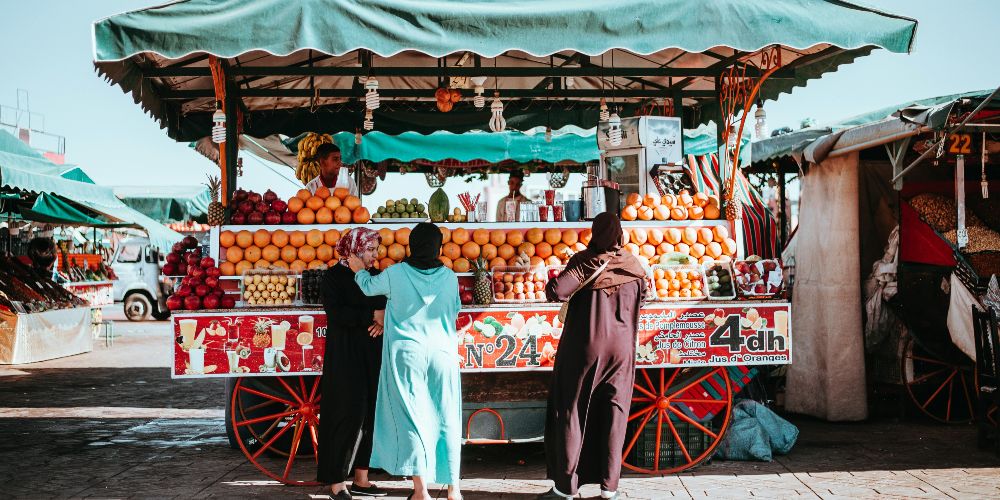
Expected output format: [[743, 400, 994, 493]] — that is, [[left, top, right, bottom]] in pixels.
[[957, 154, 967, 249], [777, 164, 787, 246], [224, 80, 240, 207], [828, 126, 928, 161], [146, 65, 796, 78], [160, 88, 717, 99]]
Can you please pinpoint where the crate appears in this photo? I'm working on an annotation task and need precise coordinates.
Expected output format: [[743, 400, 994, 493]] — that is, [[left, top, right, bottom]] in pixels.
[[491, 266, 549, 303], [650, 264, 709, 302], [703, 261, 737, 301], [625, 416, 714, 470]]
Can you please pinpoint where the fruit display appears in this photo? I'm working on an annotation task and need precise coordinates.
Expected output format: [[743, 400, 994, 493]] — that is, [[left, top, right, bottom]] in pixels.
[[230, 189, 289, 226], [162, 235, 204, 277], [166, 255, 235, 311], [285, 186, 370, 225], [704, 262, 736, 300], [57, 252, 116, 283], [492, 267, 549, 303], [373, 197, 428, 220], [0, 256, 88, 313], [428, 188, 451, 222], [620, 191, 721, 221], [295, 132, 334, 184], [732, 258, 783, 298], [240, 270, 298, 307], [651, 264, 706, 301], [623, 224, 737, 267]]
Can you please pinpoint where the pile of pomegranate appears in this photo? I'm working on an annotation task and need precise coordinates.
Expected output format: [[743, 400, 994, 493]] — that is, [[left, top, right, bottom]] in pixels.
[[164, 236, 236, 311], [230, 189, 291, 225]]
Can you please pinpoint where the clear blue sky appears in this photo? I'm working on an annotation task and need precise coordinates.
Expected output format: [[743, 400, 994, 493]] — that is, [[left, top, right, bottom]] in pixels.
[[1, 1, 998, 202]]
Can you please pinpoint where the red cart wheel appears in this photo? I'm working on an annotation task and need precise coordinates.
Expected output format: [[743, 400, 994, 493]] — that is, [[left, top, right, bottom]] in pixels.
[[900, 336, 975, 424], [622, 367, 733, 475], [231, 375, 322, 485]]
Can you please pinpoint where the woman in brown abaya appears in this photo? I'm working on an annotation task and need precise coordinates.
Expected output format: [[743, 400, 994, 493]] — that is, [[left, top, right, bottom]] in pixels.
[[539, 211, 647, 500]]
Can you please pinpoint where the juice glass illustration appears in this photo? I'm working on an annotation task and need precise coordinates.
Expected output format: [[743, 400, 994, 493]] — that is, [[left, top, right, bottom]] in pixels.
[[301, 344, 314, 372], [188, 347, 205, 374], [179, 319, 198, 348], [225, 349, 240, 373], [298, 315, 314, 336], [271, 324, 288, 350], [263, 347, 277, 371], [773, 310, 789, 338]]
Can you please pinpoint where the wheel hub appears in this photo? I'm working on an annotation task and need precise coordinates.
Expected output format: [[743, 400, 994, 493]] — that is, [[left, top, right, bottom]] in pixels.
[[655, 397, 670, 409]]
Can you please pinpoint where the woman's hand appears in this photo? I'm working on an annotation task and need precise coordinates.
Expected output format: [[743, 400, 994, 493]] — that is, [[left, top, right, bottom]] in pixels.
[[347, 255, 365, 272], [368, 309, 385, 337]]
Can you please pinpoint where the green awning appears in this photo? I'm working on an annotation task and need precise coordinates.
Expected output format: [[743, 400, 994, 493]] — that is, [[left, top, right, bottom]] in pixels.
[[0, 130, 45, 159], [60, 166, 96, 184], [19, 193, 118, 227], [113, 185, 212, 223]]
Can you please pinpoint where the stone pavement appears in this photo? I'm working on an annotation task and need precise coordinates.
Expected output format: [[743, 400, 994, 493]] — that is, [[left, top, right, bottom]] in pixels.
[[0, 316, 998, 499]]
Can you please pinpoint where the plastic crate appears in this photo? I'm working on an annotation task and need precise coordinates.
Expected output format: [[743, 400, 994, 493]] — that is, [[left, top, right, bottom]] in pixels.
[[650, 264, 709, 302], [625, 416, 713, 470], [492, 266, 549, 303]]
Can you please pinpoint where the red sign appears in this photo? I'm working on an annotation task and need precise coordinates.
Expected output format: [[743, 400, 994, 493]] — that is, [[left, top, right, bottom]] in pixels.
[[171, 310, 326, 378]]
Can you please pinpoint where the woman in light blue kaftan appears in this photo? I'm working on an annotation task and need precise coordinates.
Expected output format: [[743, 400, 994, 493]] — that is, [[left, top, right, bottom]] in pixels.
[[350, 222, 462, 500]]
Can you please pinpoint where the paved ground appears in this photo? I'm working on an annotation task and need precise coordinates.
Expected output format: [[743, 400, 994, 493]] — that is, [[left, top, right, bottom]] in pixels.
[[0, 312, 998, 499]]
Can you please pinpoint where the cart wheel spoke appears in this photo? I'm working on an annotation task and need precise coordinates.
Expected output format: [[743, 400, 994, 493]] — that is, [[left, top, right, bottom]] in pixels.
[[307, 419, 320, 464], [653, 409, 664, 471], [238, 385, 296, 407], [632, 382, 658, 401], [628, 405, 656, 423], [908, 367, 949, 385], [251, 414, 299, 461], [298, 376, 308, 401], [945, 376, 954, 422], [276, 377, 305, 405], [959, 371, 975, 418], [671, 398, 728, 405], [667, 405, 719, 439], [659, 368, 665, 396], [631, 396, 654, 403], [665, 367, 723, 400], [309, 375, 322, 402], [235, 409, 299, 428], [622, 405, 656, 459], [665, 414, 692, 464], [908, 354, 950, 365], [244, 399, 284, 414], [920, 370, 957, 409], [282, 417, 306, 480], [640, 369, 657, 395]]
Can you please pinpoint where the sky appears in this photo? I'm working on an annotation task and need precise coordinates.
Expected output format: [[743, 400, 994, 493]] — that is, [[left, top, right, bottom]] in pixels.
[[1, 0, 998, 207]]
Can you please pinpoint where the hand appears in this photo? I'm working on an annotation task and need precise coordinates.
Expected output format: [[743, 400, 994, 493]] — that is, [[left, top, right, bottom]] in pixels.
[[374, 309, 385, 326], [347, 255, 365, 272], [368, 322, 383, 337]]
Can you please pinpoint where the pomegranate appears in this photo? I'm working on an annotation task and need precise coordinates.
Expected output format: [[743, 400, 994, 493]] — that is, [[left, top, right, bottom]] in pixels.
[[182, 235, 198, 249], [195, 284, 210, 297], [233, 188, 248, 202], [189, 267, 205, 279], [166, 295, 183, 311], [203, 276, 219, 289], [161, 263, 177, 276], [247, 212, 264, 225], [220, 296, 237, 309], [254, 201, 269, 213], [238, 200, 254, 214], [175, 285, 192, 298], [205, 267, 221, 278], [202, 294, 221, 310], [263, 189, 278, 204], [248, 192, 263, 204], [271, 199, 287, 213], [183, 295, 201, 310], [176, 262, 188, 275], [186, 253, 201, 266], [186, 276, 202, 288], [230, 212, 247, 225], [200, 257, 216, 269], [165, 253, 180, 265], [172, 242, 185, 253], [281, 212, 297, 224], [264, 211, 281, 225]]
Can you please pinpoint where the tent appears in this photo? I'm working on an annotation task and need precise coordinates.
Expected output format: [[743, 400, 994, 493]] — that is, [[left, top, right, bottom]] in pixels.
[[113, 185, 211, 223]]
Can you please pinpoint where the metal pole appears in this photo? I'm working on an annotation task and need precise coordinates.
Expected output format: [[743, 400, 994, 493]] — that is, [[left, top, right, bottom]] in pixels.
[[776, 164, 787, 247]]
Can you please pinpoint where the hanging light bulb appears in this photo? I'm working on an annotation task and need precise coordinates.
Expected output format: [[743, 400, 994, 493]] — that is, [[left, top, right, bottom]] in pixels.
[[211, 102, 226, 144], [754, 102, 768, 140], [364, 78, 380, 110], [489, 92, 506, 132], [608, 111, 622, 146], [363, 109, 374, 131], [564, 63, 579, 88], [599, 97, 610, 122], [545, 126, 552, 143], [471, 76, 488, 109]]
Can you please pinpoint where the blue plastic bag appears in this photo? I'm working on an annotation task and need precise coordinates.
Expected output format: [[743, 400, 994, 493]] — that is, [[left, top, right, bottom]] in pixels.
[[715, 399, 799, 461]]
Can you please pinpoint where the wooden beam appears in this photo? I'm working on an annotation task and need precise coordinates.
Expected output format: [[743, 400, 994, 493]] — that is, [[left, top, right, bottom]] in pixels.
[[160, 88, 717, 100], [146, 65, 794, 79]]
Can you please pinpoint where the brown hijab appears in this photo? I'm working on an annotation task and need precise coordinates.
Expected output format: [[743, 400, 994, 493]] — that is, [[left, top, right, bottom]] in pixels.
[[565, 211, 646, 294]]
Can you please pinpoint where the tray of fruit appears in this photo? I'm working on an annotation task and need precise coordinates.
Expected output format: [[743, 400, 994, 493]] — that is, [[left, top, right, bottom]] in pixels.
[[373, 197, 429, 222], [650, 264, 707, 301], [492, 266, 549, 303], [732, 258, 784, 299], [240, 269, 300, 307], [703, 261, 737, 300]]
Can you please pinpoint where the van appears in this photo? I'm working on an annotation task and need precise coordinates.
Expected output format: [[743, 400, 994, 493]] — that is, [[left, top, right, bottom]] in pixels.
[[110, 236, 173, 321]]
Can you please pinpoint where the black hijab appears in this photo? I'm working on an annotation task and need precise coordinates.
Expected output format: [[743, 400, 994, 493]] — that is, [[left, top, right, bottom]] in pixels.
[[404, 222, 444, 270], [565, 211, 646, 294]]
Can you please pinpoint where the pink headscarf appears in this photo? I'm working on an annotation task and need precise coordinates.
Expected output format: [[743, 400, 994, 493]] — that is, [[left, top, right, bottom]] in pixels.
[[337, 227, 381, 267]]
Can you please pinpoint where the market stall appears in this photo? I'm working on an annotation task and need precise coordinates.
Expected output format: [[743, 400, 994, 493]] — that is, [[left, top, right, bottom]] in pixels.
[[93, 0, 916, 484]]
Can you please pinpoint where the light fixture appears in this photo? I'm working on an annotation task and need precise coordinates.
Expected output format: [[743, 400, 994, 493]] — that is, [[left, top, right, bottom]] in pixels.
[[564, 63, 580, 88], [363, 109, 374, 131], [489, 92, 506, 132], [364, 79, 380, 110], [608, 111, 622, 146], [471, 76, 488, 109], [753, 101, 768, 140], [599, 97, 610, 122], [211, 101, 226, 144]]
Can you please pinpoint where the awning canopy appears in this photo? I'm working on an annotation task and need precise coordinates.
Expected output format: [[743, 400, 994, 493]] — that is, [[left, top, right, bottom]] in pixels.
[[18, 193, 122, 227], [93, 0, 917, 140], [113, 185, 212, 223]]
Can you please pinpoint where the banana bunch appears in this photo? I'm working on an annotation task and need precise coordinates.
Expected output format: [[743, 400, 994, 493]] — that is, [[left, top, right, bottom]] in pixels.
[[295, 132, 333, 183]]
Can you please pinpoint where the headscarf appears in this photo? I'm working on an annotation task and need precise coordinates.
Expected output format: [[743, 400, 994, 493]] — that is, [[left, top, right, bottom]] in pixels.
[[337, 227, 381, 268], [404, 222, 444, 270], [565, 211, 646, 294]]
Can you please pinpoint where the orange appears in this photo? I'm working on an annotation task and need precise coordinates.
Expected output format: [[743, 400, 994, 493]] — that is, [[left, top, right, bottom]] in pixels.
[[643, 193, 660, 208], [578, 229, 592, 246], [352, 207, 371, 223], [693, 192, 709, 207], [378, 228, 395, 245], [387, 243, 406, 261], [670, 207, 687, 221], [324, 229, 341, 246], [254, 260, 271, 270], [303, 229, 322, 248], [707, 195, 721, 208], [690, 243, 706, 259], [665, 228, 682, 245], [451, 228, 470, 245], [380, 257, 396, 270], [219, 230, 236, 248], [297, 207, 316, 224], [472, 229, 490, 246], [252, 229, 270, 248], [461, 241, 481, 260], [706, 242, 723, 259], [717, 255, 732, 264], [332, 187, 351, 200], [552, 243, 569, 261], [497, 244, 516, 260], [343, 196, 362, 211], [489, 257, 507, 269], [722, 238, 738, 256], [525, 228, 544, 245], [324, 196, 342, 210], [682, 228, 698, 246], [295, 189, 312, 201], [333, 206, 352, 224], [506, 230, 524, 246], [225, 246, 244, 264], [287, 197, 304, 214], [661, 194, 677, 207], [438, 256, 453, 269], [625, 192, 642, 208], [647, 228, 664, 245], [440, 227, 451, 244], [688, 206, 705, 220], [653, 205, 670, 221], [236, 230, 254, 249], [262, 245, 280, 263], [298, 245, 316, 263], [290, 260, 307, 273], [395, 227, 411, 246], [442, 242, 461, 260], [546, 255, 562, 266], [653, 268, 666, 280], [535, 242, 553, 259], [624, 243, 640, 256], [490, 230, 506, 246], [307, 260, 325, 270], [529, 256, 544, 268], [314, 186, 331, 199], [453, 258, 471, 273], [675, 242, 690, 255], [281, 246, 298, 263], [696, 228, 713, 246], [638, 206, 655, 221], [560, 230, 578, 246], [640, 244, 656, 259], [481, 243, 498, 260], [377, 245, 387, 259], [713, 225, 729, 242], [678, 193, 694, 207], [630, 228, 648, 245], [271, 230, 289, 248], [621, 205, 638, 221], [289, 231, 306, 247], [622, 228, 630, 245], [234, 261, 253, 276], [305, 196, 324, 212], [704, 205, 721, 220], [244, 246, 262, 263], [658, 242, 675, 255], [219, 261, 236, 277], [518, 242, 536, 257], [543, 229, 562, 246], [315, 207, 334, 224]]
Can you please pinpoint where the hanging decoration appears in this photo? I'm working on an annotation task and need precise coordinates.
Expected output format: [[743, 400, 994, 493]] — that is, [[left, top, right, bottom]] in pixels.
[[363, 109, 374, 131], [599, 97, 610, 122], [489, 92, 506, 132], [754, 101, 768, 140], [435, 87, 460, 112], [364, 78, 380, 109], [547, 169, 569, 188], [608, 110, 622, 146], [211, 102, 227, 144], [471, 76, 488, 109]]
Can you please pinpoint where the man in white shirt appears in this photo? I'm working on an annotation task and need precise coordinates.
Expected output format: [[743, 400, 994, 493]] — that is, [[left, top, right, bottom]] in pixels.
[[495, 171, 530, 221], [305, 142, 359, 196]]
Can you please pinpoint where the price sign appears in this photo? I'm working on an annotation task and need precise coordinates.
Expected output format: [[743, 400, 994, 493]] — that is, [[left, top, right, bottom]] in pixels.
[[948, 133, 973, 155]]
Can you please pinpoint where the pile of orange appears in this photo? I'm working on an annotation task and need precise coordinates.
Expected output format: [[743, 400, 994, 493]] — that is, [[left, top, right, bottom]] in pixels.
[[438, 227, 591, 271], [286, 186, 370, 225], [621, 224, 738, 267], [652, 267, 704, 300], [621, 191, 721, 221], [219, 228, 342, 275]]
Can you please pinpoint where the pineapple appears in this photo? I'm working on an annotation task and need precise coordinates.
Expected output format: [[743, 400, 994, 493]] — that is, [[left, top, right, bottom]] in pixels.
[[472, 258, 493, 305], [206, 174, 224, 226], [252, 318, 273, 348], [722, 190, 742, 221]]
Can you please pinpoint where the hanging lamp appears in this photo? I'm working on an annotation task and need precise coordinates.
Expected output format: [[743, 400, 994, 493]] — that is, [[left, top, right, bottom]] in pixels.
[[608, 110, 622, 146], [599, 98, 610, 122], [471, 76, 488, 109], [489, 92, 506, 132], [753, 100, 768, 140], [363, 109, 374, 131], [364, 78, 380, 110], [211, 101, 226, 143]]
